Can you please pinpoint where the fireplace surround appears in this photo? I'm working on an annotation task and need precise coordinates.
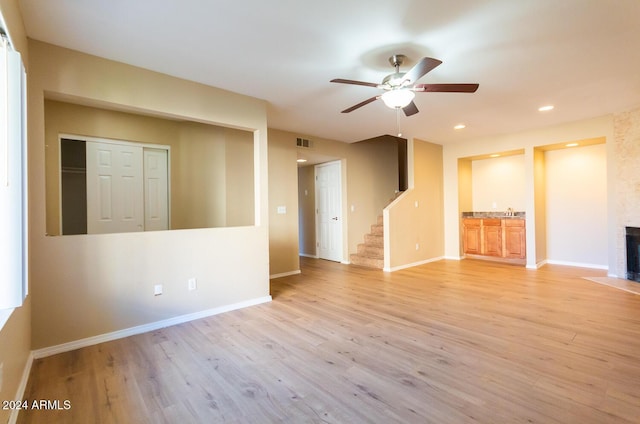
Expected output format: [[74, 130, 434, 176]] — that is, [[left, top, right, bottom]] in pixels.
[[626, 227, 640, 282]]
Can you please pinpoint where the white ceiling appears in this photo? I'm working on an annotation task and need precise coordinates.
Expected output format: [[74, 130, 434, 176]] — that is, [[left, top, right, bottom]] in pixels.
[[17, 0, 640, 144]]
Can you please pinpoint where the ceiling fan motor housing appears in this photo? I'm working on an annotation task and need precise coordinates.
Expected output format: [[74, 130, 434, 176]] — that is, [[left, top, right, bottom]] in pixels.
[[381, 72, 408, 89]]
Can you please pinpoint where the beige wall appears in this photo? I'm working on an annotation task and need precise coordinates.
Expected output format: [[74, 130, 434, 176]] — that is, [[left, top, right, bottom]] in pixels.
[[0, 1, 30, 422], [267, 129, 301, 276], [613, 107, 640, 277], [533, 148, 548, 265], [386, 139, 444, 269], [545, 144, 607, 267], [28, 40, 270, 349], [225, 127, 255, 227], [472, 154, 526, 212], [347, 136, 401, 256]]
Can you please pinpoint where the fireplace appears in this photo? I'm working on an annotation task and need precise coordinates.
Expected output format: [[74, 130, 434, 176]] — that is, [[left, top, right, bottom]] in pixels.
[[626, 227, 640, 282]]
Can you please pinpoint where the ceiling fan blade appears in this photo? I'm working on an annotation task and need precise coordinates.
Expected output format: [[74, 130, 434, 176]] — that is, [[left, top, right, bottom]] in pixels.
[[414, 83, 479, 93], [330, 78, 379, 88], [341, 96, 379, 113], [402, 57, 442, 85], [403, 101, 419, 117]]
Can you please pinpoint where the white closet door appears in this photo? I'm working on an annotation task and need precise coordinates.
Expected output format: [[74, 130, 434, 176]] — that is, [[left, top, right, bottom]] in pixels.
[[86, 141, 144, 234], [143, 148, 169, 231]]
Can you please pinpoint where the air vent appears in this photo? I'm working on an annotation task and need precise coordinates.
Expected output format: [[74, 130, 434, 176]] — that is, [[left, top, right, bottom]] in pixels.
[[296, 137, 311, 148]]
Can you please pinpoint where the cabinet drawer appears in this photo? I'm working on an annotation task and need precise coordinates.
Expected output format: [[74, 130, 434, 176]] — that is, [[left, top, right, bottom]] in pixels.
[[505, 219, 525, 227], [482, 218, 502, 226], [462, 218, 481, 227]]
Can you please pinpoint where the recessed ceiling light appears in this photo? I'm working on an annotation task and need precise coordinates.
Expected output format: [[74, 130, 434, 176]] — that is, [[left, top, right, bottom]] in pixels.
[[297, 158, 307, 163], [565, 143, 579, 147], [538, 105, 554, 112], [454, 124, 466, 130]]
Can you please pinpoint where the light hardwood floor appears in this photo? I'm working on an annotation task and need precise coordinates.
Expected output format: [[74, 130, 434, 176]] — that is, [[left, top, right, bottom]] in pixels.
[[18, 258, 640, 423]]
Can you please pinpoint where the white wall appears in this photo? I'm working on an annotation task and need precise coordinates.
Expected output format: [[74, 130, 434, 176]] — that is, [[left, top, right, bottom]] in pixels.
[[546, 144, 607, 268], [472, 154, 526, 212]]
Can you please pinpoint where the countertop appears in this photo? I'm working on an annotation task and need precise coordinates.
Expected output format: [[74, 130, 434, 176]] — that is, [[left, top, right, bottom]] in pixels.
[[461, 211, 526, 219]]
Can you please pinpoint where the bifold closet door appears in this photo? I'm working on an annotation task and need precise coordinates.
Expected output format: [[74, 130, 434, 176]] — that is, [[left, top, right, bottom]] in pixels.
[[143, 148, 169, 231], [86, 142, 144, 234]]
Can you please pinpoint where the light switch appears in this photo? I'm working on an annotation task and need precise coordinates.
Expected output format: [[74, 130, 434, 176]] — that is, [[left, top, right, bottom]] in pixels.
[[277, 206, 287, 214]]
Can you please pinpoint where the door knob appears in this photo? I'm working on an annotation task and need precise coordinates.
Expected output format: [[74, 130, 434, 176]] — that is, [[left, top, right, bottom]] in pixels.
[[332, 217, 338, 220]]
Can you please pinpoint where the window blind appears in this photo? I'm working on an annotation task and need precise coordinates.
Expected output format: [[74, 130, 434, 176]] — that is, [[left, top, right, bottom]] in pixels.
[[0, 32, 28, 310]]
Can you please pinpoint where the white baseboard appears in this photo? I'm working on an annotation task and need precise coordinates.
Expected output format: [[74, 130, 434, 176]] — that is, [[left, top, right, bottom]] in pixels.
[[545, 259, 608, 270], [384, 256, 444, 272], [270, 270, 301, 279], [444, 255, 463, 261], [299, 253, 318, 258], [527, 259, 547, 269], [9, 352, 34, 424], [32, 295, 272, 360]]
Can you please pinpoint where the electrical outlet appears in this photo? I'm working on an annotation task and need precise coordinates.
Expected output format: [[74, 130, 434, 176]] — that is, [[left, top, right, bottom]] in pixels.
[[154, 284, 163, 296], [188, 278, 197, 291], [415, 243, 420, 250]]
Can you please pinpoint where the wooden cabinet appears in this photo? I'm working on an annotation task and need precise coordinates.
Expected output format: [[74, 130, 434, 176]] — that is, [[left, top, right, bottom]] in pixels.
[[462, 219, 481, 254], [462, 217, 525, 263], [504, 219, 526, 259], [482, 219, 502, 257]]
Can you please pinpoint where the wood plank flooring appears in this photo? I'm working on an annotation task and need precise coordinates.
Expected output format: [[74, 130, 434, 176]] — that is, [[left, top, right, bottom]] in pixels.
[[18, 258, 640, 423]]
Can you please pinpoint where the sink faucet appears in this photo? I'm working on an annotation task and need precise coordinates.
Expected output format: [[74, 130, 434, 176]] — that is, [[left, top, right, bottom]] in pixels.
[[506, 207, 513, 216]]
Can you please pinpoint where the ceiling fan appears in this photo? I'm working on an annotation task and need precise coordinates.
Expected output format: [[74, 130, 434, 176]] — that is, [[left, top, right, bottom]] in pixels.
[[330, 54, 479, 117]]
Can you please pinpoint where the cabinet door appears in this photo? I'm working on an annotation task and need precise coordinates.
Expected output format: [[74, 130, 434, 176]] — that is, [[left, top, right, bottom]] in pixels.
[[482, 219, 502, 257], [505, 220, 526, 259], [462, 219, 481, 254]]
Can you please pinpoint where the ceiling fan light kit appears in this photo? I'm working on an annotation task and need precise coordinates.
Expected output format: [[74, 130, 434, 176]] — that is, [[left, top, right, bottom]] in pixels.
[[331, 54, 479, 118], [381, 89, 415, 109]]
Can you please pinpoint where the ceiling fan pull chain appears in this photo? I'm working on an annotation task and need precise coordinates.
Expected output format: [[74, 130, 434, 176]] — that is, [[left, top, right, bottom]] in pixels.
[[396, 107, 402, 137]]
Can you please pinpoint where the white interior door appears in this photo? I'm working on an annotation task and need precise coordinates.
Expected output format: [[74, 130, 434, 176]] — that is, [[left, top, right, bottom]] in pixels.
[[143, 148, 169, 231], [316, 161, 343, 262], [86, 141, 144, 234]]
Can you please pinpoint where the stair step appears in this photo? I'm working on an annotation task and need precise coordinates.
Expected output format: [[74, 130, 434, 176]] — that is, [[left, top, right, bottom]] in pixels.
[[370, 224, 383, 235], [376, 215, 383, 225], [357, 243, 383, 259], [350, 254, 383, 269], [364, 233, 383, 246]]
